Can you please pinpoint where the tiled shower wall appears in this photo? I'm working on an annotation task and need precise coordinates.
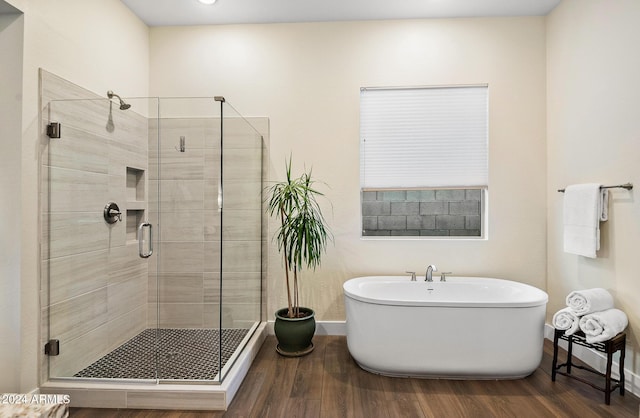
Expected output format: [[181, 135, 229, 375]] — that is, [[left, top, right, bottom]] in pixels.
[[362, 189, 482, 236], [40, 70, 149, 379], [148, 117, 266, 330]]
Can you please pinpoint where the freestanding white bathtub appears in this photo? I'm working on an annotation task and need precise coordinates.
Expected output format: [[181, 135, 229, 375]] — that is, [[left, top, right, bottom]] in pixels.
[[343, 276, 548, 379]]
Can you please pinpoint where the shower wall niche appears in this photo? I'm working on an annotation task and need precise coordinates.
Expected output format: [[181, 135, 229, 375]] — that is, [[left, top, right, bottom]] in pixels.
[[126, 167, 146, 242], [39, 69, 266, 387]]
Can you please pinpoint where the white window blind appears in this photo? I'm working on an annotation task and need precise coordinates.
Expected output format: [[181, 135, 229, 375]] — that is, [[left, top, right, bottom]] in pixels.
[[360, 86, 488, 189]]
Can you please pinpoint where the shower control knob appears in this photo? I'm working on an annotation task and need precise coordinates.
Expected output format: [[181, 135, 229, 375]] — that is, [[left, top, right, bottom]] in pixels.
[[104, 202, 122, 224]]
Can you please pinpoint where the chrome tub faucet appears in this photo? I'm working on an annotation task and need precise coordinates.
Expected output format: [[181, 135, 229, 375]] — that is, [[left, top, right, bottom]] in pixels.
[[425, 265, 437, 282]]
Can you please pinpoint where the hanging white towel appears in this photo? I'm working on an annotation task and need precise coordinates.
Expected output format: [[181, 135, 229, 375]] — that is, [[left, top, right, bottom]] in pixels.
[[579, 308, 628, 344], [565, 288, 614, 316], [552, 307, 580, 335], [563, 183, 608, 258]]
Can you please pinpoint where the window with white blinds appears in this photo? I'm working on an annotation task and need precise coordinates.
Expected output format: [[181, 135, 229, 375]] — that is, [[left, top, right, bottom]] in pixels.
[[360, 85, 488, 189], [359, 85, 488, 238]]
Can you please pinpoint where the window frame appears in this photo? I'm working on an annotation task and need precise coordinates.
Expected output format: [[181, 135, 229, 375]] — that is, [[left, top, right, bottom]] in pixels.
[[359, 84, 489, 239]]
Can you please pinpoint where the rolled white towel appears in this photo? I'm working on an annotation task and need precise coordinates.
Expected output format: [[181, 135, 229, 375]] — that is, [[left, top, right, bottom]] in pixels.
[[566, 288, 614, 316], [553, 307, 581, 335], [579, 308, 628, 344]]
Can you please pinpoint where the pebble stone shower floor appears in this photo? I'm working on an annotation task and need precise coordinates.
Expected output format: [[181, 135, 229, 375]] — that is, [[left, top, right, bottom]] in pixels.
[[74, 328, 249, 380]]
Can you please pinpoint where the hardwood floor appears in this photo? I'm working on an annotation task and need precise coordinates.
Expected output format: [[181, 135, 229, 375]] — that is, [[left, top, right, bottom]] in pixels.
[[70, 336, 639, 418]]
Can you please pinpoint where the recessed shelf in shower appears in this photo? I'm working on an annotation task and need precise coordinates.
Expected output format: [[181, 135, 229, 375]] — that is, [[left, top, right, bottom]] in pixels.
[[126, 167, 146, 243], [126, 167, 145, 203], [126, 209, 144, 244]]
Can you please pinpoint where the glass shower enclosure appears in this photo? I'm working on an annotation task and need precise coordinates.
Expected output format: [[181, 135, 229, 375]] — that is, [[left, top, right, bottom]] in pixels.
[[41, 88, 264, 384]]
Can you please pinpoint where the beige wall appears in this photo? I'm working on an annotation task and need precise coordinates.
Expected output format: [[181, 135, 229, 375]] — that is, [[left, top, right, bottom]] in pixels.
[[0, 8, 23, 393], [150, 17, 548, 320], [547, 0, 640, 375], [3, 0, 149, 393]]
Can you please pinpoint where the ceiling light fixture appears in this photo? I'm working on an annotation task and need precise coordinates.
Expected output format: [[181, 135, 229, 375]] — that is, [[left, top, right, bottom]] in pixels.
[[198, 0, 217, 4]]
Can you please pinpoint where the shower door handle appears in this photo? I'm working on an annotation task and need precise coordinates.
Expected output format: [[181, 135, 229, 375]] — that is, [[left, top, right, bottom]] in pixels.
[[138, 222, 153, 258]]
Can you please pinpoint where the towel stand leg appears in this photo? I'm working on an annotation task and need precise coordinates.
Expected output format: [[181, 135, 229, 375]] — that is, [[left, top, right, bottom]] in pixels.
[[605, 348, 613, 404], [566, 336, 573, 374], [619, 345, 625, 396], [551, 330, 560, 382]]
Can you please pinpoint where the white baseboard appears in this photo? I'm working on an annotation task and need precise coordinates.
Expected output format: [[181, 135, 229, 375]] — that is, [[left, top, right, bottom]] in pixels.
[[544, 323, 640, 398], [315, 321, 347, 336], [266, 320, 347, 336]]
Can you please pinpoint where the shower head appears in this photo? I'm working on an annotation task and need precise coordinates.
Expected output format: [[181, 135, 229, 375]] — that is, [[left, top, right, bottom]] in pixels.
[[107, 90, 131, 110]]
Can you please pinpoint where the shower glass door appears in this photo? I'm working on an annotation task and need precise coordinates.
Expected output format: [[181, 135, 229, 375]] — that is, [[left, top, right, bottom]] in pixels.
[[42, 84, 264, 384], [43, 93, 160, 381]]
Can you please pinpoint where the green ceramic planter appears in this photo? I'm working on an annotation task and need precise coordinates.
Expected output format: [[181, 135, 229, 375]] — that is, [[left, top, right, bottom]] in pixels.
[[274, 307, 316, 357]]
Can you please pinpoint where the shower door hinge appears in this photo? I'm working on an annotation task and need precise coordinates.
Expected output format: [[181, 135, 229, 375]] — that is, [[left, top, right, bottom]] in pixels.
[[46, 122, 61, 139], [44, 339, 60, 356]]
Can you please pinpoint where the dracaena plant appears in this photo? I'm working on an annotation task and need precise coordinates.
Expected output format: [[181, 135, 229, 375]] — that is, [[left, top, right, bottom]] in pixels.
[[267, 158, 331, 318]]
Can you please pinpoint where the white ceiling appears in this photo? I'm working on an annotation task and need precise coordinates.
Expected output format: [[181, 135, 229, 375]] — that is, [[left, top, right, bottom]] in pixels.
[[121, 0, 562, 27]]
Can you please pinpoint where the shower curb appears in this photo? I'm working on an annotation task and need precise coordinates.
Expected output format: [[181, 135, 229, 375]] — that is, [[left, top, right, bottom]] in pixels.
[[39, 323, 267, 411]]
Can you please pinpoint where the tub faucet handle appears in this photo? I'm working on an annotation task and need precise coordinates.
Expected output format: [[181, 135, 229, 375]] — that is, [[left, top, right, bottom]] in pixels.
[[440, 272, 452, 282], [406, 271, 416, 281]]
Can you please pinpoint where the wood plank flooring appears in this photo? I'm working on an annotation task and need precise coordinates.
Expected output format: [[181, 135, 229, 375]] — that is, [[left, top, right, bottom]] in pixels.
[[70, 336, 640, 418]]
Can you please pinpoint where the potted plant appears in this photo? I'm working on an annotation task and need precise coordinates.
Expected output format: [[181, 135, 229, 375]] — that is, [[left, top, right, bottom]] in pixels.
[[266, 158, 331, 356]]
